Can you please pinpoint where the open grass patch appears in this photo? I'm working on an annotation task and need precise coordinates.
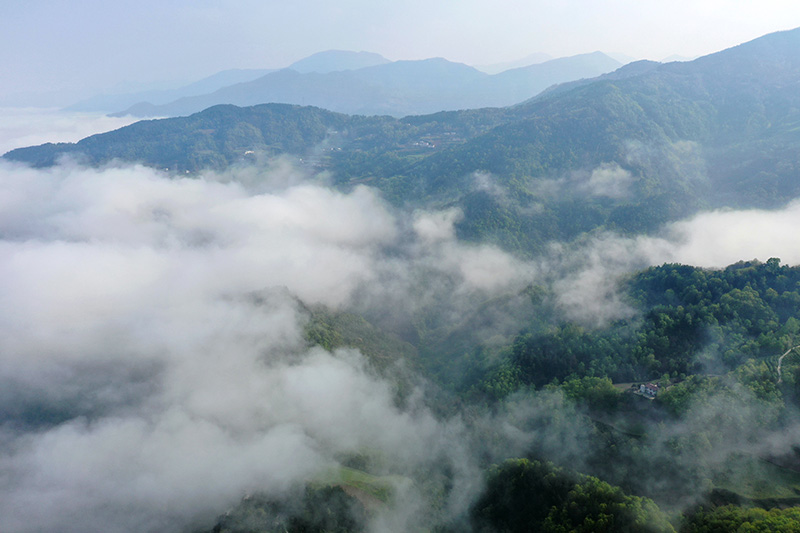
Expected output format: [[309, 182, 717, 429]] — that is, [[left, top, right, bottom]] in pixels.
[[314, 466, 408, 504], [713, 453, 800, 501]]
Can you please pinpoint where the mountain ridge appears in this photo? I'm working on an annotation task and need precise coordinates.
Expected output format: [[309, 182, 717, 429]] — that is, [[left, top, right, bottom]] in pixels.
[[7, 27, 800, 255], [113, 52, 622, 118], [287, 50, 391, 73]]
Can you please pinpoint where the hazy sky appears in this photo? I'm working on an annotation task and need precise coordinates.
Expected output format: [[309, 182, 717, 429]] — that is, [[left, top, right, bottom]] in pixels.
[[3, 0, 800, 105]]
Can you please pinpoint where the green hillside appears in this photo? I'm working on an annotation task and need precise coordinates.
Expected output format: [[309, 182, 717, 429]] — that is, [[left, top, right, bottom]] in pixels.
[[9, 29, 800, 258]]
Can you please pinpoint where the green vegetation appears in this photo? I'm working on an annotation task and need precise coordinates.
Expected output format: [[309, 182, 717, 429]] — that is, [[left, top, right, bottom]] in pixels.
[[314, 466, 406, 504], [441, 258, 800, 522], [304, 306, 420, 375], [204, 466, 407, 533], [205, 486, 366, 533], [288, 257, 800, 531], [711, 455, 800, 501], [471, 458, 674, 532], [9, 29, 800, 259], [682, 505, 800, 532], [473, 259, 800, 400]]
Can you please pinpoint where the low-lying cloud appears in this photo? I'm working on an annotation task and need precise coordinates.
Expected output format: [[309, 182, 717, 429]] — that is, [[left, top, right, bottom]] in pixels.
[[0, 158, 538, 532], [657, 201, 800, 267], [0, 107, 138, 155], [550, 200, 800, 325], [583, 162, 634, 199]]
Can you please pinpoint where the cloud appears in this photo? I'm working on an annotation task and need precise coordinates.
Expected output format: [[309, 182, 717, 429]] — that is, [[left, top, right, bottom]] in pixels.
[[0, 157, 540, 532], [0, 160, 393, 531], [656, 201, 800, 267], [547, 199, 800, 326], [412, 207, 462, 243], [471, 170, 509, 201], [547, 235, 645, 327], [583, 162, 634, 199], [0, 108, 138, 155], [411, 207, 534, 293]]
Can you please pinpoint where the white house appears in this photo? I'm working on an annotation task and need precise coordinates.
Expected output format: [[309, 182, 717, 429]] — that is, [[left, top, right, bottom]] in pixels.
[[639, 383, 659, 398]]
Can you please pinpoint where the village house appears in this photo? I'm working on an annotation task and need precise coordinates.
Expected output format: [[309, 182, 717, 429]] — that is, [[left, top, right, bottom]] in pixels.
[[639, 383, 659, 398]]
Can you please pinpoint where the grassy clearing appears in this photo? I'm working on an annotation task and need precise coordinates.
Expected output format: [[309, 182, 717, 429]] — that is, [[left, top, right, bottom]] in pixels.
[[713, 454, 800, 501], [314, 466, 408, 503]]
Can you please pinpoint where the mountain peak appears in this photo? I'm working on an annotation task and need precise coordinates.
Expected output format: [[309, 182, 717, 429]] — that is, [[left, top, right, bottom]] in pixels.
[[475, 52, 554, 74], [287, 50, 391, 74]]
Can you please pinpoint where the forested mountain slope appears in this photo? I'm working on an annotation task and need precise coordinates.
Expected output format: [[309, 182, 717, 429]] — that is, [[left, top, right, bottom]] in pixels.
[[2, 104, 513, 175], [396, 27, 800, 247], [6, 28, 800, 256]]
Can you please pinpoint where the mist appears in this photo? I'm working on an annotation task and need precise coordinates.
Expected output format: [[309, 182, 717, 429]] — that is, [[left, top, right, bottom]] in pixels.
[[0, 154, 549, 532], [0, 108, 138, 155], [545, 198, 800, 326]]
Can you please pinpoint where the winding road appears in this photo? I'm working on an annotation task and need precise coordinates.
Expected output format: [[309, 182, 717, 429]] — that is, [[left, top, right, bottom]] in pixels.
[[776, 345, 800, 383]]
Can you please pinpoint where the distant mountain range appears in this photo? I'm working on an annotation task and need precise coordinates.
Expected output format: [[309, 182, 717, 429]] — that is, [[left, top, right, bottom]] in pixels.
[[105, 51, 621, 118], [10, 28, 800, 254], [67, 50, 390, 114], [287, 50, 391, 73], [475, 52, 554, 74], [67, 68, 276, 113]]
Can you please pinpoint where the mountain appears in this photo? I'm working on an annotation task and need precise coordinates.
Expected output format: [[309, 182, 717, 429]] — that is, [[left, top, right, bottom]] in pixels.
[[66, 50, 390, 114], [287, 50, 391, 73], [606, 52, 639, 64], [661, 54, 696, 62], [8, 28, 800, 254], [113, 53, 622, 118], [488, 51, 624, 106], [5, 104, 366, 170], [3, 103, 512, 173], [112, 59, 485, 118], [530, 59, 663, 101], [10, 30, 800, 533], [399, 27, 800, 246], [67, 69, 275, 114], [117, 70, 397, 118], [475, 52, 554, 74]]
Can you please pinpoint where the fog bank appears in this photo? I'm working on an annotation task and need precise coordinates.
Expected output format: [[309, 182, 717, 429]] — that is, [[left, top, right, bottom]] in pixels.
[[0, 159, 537, 532]]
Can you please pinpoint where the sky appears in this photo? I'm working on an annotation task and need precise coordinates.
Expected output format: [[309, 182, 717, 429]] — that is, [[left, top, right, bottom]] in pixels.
[[3, 0, 800, 106]]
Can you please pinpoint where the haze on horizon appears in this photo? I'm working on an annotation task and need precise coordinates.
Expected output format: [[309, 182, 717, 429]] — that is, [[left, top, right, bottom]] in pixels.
[[3, 0, 800, 106]]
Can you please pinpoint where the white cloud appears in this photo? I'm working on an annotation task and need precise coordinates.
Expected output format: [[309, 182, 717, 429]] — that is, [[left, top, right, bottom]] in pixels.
[[550, 200, 800, 325], [584, 162, 634, 199], [657, 201, 800, 267], [0, 159, 535, 532], [412, 207, 462, 243], [0, 108, 137, 155]]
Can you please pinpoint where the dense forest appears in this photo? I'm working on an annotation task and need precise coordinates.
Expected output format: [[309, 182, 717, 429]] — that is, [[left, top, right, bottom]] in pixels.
[[199, 258, 800, 531]]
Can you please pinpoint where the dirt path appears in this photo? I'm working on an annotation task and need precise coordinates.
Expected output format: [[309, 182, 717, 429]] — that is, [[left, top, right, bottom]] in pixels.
[[777, 345, 800, 383]]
